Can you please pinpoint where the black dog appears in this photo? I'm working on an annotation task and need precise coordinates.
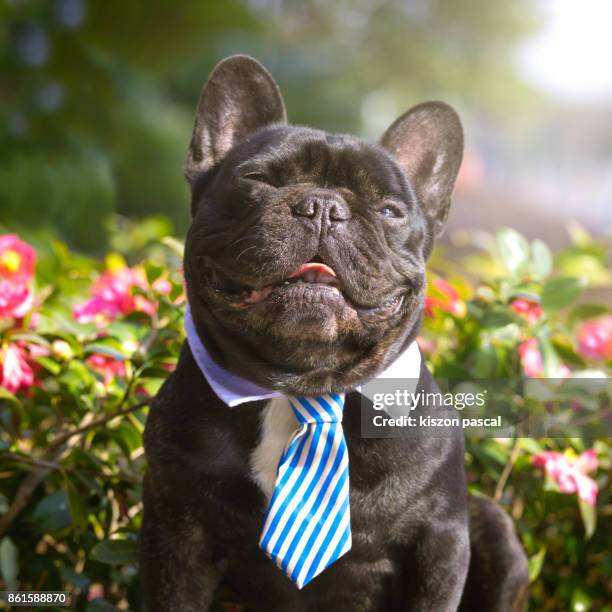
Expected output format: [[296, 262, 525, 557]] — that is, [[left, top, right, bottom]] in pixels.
[[140, 55, 529, 611]]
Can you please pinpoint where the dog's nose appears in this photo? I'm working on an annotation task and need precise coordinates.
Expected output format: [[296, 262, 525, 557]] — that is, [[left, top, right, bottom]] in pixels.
[[327, 200, 350, 222], [291, 194, 350, 225], [291, 198, 317, 218]]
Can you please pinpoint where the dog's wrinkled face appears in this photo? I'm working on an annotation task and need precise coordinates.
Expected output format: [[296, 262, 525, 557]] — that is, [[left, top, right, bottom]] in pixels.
[[183, 56, 463, 395]]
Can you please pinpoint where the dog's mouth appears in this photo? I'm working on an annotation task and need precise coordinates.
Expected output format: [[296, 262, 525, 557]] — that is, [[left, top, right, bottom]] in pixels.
[[202, 259, 405, 320]]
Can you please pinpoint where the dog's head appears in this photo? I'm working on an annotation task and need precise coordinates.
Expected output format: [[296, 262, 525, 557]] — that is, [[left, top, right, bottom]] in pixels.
[[183, 55, 463, 395]]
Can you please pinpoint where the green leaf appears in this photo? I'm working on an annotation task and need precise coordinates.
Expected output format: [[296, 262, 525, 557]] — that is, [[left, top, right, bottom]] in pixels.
[[139, 365, 173, 378], [571, 587, 592, 611], [0, 537, 19, 590], [60, 361, 95, 393], [473, 345, 497, 378], [105, 321, 144, 342], [86, 343, 129, 361], [39, 309, 97, 338], [63, 477, 89, 533], [476, 440, 509, 466], [480, 310, 514, 329], [527, 547, 546, 582], [519, 438, 543, 455], [137, 377, 164, 396], [110, 423, 142, 457], [551, 337, 587, 367], [0, 386, 22, 407], [144, 262, 164, 284], [541, 277, 583, 313], [60, 567, 91, 590], [34, 355, 62, 375], [31, 491, 72, 533], [557, 252, 611, 285], [8, 332, 51, 348], [497, 228, 530, 276], [89, 539, 137, 564], [115, 423, 142, 454], [535, 330, 562, 378], [162, 236, 184, 256], [531, 239, 553, 279], [578, 498, 597, 539]]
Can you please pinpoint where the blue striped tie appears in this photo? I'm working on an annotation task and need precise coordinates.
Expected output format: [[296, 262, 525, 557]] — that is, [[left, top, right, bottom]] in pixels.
[[259, 394, 351, 589]]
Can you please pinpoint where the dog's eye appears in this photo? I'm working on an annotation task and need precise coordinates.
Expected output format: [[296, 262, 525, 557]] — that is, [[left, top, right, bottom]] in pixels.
[[378, 204, 403, 219], [241, 172, 275, 187]]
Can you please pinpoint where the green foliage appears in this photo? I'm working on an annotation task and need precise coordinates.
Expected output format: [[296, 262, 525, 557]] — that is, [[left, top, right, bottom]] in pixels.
[[1, 0, 538, 251], [0, 151, 115, 252], [424, 225, 612, 610]]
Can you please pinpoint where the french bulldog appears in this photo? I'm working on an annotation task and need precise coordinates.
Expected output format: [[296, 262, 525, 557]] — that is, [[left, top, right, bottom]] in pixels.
[[139, 55, 529, 611]]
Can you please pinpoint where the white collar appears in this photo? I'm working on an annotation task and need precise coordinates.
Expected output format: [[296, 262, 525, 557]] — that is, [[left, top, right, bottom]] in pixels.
[[185, 304, 421, 406]]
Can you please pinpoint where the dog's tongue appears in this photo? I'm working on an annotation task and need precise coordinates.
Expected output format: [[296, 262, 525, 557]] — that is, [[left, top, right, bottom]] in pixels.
[[243, 262, 338, 305], [288, 262, 337, 284]]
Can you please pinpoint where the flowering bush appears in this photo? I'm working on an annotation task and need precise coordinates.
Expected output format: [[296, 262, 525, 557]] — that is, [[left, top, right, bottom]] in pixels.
[[421, 227, 612, 610], [0, 222, 610, 611], [0, 222, 185, 611]]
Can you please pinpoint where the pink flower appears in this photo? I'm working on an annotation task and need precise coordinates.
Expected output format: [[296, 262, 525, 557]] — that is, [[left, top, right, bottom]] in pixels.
[[425, 277, 466, 318], [455, 149, 485, 192], [416, 336, 436, 355], [74, 267, 156, 326], [87, 584, 105, 601], [87, 354, 126, 385], [576, 315, 612, 362], [152, 276, 172, 296], [0, 280, 33, 319], [133, 294, 156, 316], [0, 234, 36, 320], [0, 343, 34, 393], [532, 449, 599, 506], [26, 342, 49, 359], [0, 234, 36, 284], [517, 338, 570, 378], [518, 338, 544, 377], [510, 298, 543, 325]]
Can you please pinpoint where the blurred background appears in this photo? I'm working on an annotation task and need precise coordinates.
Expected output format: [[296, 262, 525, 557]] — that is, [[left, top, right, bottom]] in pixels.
[[2, 0, 611, 253]]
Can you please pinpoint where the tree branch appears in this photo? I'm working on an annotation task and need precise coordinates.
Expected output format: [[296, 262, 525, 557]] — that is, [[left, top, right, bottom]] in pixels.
[[1, 452, 61, 470], [45, 399, 149, 455], [494, 436, 522, 502]]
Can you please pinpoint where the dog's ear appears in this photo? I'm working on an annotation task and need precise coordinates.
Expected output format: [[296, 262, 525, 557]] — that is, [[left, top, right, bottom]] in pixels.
[[380, 102, 463, 236], [185, 55, 287, 183]]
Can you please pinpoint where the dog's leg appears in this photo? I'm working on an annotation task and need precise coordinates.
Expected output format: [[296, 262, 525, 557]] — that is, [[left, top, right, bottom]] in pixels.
[[139, 475, 224, 612], [458, 495, 529, 612], [398, 521, 470, 612]]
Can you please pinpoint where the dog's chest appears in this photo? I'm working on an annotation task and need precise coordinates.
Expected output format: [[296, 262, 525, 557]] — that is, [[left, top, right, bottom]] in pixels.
[[249, 397, 298, 499]]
